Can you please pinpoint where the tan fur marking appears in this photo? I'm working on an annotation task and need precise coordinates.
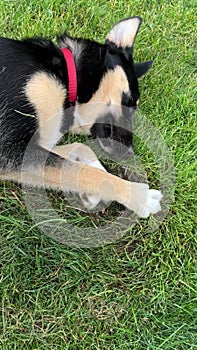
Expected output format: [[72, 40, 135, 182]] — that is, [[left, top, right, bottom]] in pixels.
[[90, 65, 129, 104], [72, 66, 129, 134], [53, 143, 106, 172], [53, 143, 97, 163], [25, 72, 66, 148]]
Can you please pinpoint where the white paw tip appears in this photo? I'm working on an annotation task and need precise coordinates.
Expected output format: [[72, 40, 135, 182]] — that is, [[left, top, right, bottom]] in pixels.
[[147, 189, 162, 214], [138, 189, 163, 218], [149, 189, 163, 201]]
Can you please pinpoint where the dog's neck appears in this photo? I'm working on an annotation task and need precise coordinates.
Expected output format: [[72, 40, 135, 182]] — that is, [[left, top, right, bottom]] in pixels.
[[61, 48, 77, 106], [59, 36, 108, 104], [69, 41, 107, 104]]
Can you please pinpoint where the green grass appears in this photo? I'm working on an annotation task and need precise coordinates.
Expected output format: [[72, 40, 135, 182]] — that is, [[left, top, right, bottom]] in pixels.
[[0, 0, 196, 349]]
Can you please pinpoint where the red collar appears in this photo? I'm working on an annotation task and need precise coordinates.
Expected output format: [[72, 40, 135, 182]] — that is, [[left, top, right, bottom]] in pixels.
[[61, 48, 77, 106]]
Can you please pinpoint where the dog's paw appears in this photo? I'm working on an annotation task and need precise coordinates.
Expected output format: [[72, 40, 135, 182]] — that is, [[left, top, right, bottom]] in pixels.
[[79, 192, 101, 210], [69, 143, 106, 172], [136, 188, 163, 218], [121, 182, 163, 218]]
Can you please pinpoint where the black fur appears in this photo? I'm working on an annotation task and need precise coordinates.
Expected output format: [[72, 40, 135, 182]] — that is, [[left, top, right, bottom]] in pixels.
[[0, 37, 70, 170]]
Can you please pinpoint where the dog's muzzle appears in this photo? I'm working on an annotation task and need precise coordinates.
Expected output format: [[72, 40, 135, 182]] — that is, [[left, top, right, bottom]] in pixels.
[[90, 112, 134, 159]]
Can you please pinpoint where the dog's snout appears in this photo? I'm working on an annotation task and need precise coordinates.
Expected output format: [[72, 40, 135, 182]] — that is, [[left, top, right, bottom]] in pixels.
[[90, 113, 133, 159], [131, 105, 137, 111]]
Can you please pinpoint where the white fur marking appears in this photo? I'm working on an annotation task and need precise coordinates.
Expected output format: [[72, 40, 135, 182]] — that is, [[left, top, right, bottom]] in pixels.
[[87, 160, 107, 172], [136, 188, 163, 218], [106, 17, 141, 48]]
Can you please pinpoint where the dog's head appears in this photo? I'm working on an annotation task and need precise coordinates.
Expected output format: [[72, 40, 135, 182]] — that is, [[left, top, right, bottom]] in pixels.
[[59, 17, 152, 158]]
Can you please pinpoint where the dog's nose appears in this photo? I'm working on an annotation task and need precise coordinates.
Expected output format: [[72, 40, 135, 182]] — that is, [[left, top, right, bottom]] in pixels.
[[130, 105, 137, 112]]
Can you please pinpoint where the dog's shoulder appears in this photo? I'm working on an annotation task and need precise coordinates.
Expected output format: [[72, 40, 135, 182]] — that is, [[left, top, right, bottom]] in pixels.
[[0, 36, 66, 79], [0, 36, 70, 158]]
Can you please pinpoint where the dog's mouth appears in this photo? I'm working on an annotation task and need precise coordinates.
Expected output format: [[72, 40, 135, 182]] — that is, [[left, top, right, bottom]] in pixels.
[[90, 122, 133, 160], [72, 105, 134, 159], [97, 137, 134, 157]]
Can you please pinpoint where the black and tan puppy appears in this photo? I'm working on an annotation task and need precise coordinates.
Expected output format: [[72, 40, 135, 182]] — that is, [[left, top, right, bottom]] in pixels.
[[0, 17, 162, 217]]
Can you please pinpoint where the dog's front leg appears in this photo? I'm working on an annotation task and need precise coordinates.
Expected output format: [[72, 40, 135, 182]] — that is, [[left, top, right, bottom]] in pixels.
[[62, 162, 162, 217], [1, 159, 162, 217], [41, 161, 162, 217], [53, 143, 106, 208], [53, 143, 106, 172]]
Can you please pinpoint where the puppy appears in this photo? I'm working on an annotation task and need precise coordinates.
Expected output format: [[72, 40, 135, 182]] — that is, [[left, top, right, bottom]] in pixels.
[[0, 17, 162, 217]]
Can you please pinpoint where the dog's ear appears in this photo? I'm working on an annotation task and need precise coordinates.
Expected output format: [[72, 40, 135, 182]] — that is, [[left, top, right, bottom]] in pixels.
[[106, 17, 142, 48], [134, 61, 153, 78]]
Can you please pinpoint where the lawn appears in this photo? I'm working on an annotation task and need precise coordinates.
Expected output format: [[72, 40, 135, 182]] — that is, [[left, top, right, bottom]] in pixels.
[[0, 0, 196, 349]]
